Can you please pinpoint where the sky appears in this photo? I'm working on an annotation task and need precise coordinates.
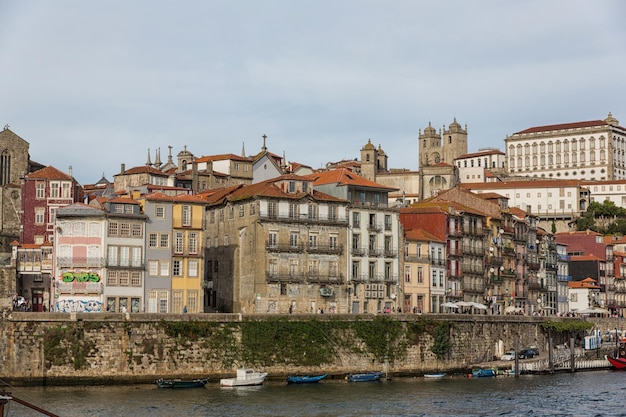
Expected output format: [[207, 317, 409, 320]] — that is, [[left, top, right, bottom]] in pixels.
[[1, 0, 625, 185]]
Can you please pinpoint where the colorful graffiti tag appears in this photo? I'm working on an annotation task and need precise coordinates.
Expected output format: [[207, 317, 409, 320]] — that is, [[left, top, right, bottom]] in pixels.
[[61, 271, 101, 282], [55, 299, 103, 313]]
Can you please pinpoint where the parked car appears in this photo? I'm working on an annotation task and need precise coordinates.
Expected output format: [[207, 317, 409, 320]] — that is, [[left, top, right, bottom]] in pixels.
[[518, 348, 535, 359], [501, 350, 516, 361], [529, 345, 540, 356]]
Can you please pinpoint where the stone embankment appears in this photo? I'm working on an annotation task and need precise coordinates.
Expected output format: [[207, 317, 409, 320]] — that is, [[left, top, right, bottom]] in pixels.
[[0, 311, 612, 385]]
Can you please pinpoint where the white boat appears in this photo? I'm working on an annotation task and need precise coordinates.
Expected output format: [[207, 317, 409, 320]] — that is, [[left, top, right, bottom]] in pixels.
[[220, 368, 268, 387]]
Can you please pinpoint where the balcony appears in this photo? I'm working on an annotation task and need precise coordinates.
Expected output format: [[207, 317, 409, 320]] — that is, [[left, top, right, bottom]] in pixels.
[[383, 248, 398, 258], [266, 242, 305, 253], [307, 244, 344, 255], [56, 257, 106, 268], [405, 255, 430, 263], [106, 260, 145, 269], [448, 248, 463, 257], [351, 247, 366, 257], [557, 274, 572, 282], [367, 223, 383, 232], [307, 273, 344, 284], [56, 281, 103, 295], [260, 212, 349, 226]]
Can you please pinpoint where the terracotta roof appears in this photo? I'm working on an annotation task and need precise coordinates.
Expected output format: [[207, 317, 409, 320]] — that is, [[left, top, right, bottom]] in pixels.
[[568, 277, 600, 289], [142, 192, 174, 202], [115, 165, 169, 177], [430, 162, 452, 167], [26, 165, 73, 181], [308, 168, 398, 191], [513, 119, 617, 135], [106, 197, 141, 205], [404, 228, 444, 243], [194, 153, 251, 163], [456, 149, 504, 159]]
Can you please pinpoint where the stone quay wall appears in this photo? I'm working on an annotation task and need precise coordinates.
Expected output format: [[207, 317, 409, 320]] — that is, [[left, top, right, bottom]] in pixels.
[[0, 312, 585, 385]]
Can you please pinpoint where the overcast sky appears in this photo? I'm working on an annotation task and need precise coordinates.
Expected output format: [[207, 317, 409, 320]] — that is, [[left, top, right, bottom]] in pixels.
[[1, 0, 625, 185]]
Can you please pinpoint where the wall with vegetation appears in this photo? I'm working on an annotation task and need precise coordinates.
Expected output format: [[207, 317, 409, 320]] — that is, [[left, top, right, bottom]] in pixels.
[[0, 312, 593, 385]]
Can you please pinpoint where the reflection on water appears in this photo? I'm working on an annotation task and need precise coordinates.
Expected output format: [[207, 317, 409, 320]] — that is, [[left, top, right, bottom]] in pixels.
[[4, 371, 626, 417]]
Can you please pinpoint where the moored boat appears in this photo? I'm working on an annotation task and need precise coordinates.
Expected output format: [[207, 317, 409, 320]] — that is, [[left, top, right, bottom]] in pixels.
[[424, 373, 446, 379], [346, 371, 383, 382], [220, 368, 268, 387], [155, 377, 209, 388], [471, 368, 496, 378], [609, 338, 626, 369], [286, 374, 327, 384]]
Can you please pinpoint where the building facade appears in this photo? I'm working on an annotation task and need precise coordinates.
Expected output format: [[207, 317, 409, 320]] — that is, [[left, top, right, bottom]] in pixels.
[[505, 112, 626, 181]]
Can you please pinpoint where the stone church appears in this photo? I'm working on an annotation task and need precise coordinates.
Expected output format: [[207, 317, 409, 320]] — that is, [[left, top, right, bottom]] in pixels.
[[0, 126, 44, 253]]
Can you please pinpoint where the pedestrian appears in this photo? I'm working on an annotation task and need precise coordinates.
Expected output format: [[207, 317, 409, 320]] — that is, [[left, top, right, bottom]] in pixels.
[[183, 305, 188, 314]]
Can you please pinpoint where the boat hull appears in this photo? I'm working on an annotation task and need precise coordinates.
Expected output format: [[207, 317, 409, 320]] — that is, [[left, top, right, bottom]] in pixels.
[[472, 369, 496, 378], [346, 372, 383, 382], [155, 378, 208, 388], [608, 356, 626, 369], [287, 374, 327, 384], [220, 375, 266, 386]]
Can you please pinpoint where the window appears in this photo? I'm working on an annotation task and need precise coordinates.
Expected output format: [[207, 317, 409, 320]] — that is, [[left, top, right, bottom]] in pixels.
[[175, 232, 184, 254], [308, 234, 317, 249], [239, 205, 245, 217], [108, 222, 118, 236], [155, 206, 165, 218], [352, 261, 360, 279], [182, 205, 191, 226], [289, 181, 296, 193], [61, 182, 71, 198], [131, 272, 141, 287], [173, 260, 182, 276], [289, 203, 298, 219], [131, 247, 142, 267], [290, 232, 299, 248], [131, 224, 142, 237], [148, 260, 158, 276], [249, 202, 255, 215], [268, 232, 277, 247], [353, 211, 360, 227], [49, 182, 59, 198], [36, 182, 45, 199], [417, 267, 423, 283], [405, 266, 411, 283], [329, 235, 337, 250], [329, 206, 337, 220], [188, 260, 198, 277], [160, 234, 169, 248], [384, 215, 391, 230], [188, 232, 198, 254], [149, 233, 157, 248], [120, 223, 130, 236], [160, 261, 169, 276], [35, 208, 45, 225], [308, 203, 318, 220], [107, 246, 118, 266]]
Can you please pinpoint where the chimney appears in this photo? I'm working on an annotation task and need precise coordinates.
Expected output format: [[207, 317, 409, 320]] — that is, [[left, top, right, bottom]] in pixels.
[[121, 163, 126, 175], [68, 165, 73, 178]]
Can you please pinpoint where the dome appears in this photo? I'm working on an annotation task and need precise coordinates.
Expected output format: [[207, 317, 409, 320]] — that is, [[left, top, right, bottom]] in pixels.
[[362, 138, 376, 150]]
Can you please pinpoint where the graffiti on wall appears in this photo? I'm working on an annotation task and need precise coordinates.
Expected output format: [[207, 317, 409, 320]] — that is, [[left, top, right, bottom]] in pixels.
[[60, 271, 101, 282], [55, 299, 103, 313]]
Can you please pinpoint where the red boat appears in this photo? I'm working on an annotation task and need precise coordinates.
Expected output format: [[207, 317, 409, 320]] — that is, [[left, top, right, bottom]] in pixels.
[[608, 356, 626, 369], [608, 339, 626, 369]]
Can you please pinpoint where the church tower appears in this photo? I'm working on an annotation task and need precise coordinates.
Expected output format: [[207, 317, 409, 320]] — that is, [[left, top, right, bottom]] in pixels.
[[360, 139, 377, 181], [441, 118, 468, 164], [418, 122, 441, 169]]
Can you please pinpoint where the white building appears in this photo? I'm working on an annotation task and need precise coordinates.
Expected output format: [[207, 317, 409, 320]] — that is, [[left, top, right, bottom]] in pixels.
[[505, 112, 626, 181], [455, 148, 506, 183]]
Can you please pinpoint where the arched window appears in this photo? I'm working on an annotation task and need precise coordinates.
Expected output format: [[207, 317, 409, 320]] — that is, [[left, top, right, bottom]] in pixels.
[[0, 149, 11, 185]]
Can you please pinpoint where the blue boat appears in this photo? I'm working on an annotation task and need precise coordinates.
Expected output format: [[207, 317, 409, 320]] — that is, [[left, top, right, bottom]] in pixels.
[[286, 374, 327, 384], [471, 369, 496, 378], [346, 371, 383, 382]]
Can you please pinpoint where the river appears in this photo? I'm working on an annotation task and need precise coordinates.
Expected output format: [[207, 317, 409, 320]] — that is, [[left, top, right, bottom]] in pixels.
[[2, 370, 625, 417]]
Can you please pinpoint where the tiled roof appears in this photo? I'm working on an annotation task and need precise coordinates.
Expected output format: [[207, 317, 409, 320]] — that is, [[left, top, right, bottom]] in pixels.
[[308, 168, 398, 191], [115, 165, 169, 177], [195, 153, 251, 163], [106, 197, 141, 205], [456, 149, 504, 159], [513, 120, 611, 135], [26, 166, 73, 181], [404, 228, 444, 243]]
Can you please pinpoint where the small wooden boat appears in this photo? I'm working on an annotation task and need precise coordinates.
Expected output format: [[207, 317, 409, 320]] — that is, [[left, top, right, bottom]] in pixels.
[[346, 371, 383, 382], [286, 374, 327, 384], [424, 373, 446, 379], [220, 368, 268, 387], [155, 377, 208, 388]]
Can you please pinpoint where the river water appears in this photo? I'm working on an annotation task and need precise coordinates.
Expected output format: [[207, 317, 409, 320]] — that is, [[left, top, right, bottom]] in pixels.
[[3, 370, 626, 417]]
